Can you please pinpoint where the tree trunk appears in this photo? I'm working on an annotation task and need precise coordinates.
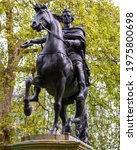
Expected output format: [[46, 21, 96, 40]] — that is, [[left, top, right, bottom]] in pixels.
[[0, 0, 16, 144]]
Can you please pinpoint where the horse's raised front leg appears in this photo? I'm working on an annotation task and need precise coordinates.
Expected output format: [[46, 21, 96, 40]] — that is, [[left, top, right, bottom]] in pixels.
[[50, 76, 66, 134], [29, 86, 41, 102], [24, 78, 33, 116]]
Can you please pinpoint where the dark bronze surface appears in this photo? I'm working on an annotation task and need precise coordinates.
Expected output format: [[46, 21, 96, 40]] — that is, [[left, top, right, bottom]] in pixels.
[[21, 3, 90, 145]]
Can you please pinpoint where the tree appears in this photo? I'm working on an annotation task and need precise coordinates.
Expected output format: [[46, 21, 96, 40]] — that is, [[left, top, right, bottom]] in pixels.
[[0, 0, 120, 149], [0, 0, 39, 143]]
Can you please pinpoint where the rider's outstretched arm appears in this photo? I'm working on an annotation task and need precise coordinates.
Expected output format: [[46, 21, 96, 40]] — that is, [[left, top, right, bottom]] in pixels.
[[30, 37, 47, 44], [21, 37, 47, 48]]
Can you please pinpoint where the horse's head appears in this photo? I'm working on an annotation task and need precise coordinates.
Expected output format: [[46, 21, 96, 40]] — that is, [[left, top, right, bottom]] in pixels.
[[31, 4, 52, 32]]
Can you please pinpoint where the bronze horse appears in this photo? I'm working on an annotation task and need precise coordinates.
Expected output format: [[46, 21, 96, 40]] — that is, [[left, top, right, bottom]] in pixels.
[[21, 4, 89, 144]]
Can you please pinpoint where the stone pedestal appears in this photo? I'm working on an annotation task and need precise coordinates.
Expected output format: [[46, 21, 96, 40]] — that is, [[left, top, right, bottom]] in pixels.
[[6, 134, 93, 150]]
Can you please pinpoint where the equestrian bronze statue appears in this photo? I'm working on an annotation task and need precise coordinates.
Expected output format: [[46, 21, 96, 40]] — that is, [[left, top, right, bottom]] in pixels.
[[21, 3, 90, 144]]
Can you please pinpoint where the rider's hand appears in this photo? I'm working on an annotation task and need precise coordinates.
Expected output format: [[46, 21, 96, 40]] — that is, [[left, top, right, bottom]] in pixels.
[[20, 40, 32, 48], [65, 40, 73, 47]]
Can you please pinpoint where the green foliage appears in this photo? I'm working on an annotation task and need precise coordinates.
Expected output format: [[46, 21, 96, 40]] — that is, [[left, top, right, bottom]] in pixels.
[[0, 0, 119, 149]]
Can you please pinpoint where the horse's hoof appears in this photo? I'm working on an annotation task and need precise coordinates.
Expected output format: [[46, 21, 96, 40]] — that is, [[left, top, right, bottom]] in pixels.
[[24, 106, 32, 116], [61, 130, 65, 134], [49, 127, 58, 134], [61, 127, 66, 134]]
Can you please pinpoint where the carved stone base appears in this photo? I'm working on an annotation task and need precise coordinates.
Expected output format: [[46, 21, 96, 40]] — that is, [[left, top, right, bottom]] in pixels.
[[7, 134, 93, 150]]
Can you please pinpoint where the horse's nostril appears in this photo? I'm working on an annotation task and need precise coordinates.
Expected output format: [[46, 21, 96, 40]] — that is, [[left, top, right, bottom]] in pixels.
[[33, 21, 36, 25], [31, 21, 37, 28]]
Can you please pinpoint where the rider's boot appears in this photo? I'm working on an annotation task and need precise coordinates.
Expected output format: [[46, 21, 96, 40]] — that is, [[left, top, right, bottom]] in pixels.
[[76, 62, 86, 101], [77, 81, 86, 100]]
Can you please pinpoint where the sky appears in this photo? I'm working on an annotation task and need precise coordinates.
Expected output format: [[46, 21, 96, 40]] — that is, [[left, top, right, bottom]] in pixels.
[[112, 0, 120, 6]]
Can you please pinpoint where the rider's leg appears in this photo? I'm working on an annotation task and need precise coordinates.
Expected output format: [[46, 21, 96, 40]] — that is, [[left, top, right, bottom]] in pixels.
[[75, 61, 86, 100]]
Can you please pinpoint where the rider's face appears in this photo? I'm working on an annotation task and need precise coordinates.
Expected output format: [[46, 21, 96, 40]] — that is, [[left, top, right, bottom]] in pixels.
[[62, 12, 72, 24]]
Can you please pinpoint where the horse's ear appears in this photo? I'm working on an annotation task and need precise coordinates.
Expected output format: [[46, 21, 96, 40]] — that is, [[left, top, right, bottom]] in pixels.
[[34, 3, 48, 12], [53, 13, 63, 23], [41, 4, 48, 10], [34, 3, 40, 12]]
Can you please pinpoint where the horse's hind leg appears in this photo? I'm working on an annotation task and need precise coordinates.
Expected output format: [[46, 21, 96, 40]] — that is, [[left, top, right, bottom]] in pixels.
[[50, 76, 66, 134], [60, 99, 67, 134], [60, 98, 75, 134], [74, 88, 90, 144], [75, 87, 88, 119], [24, 78, 33, 116]]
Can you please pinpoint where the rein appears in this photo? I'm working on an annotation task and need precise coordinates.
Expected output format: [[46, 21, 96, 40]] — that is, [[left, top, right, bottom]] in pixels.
[[40, 23, 67, 45]]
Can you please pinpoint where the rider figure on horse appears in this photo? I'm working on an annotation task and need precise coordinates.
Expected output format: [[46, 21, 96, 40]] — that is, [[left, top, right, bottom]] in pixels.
[[61, 9, 90, 101]]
